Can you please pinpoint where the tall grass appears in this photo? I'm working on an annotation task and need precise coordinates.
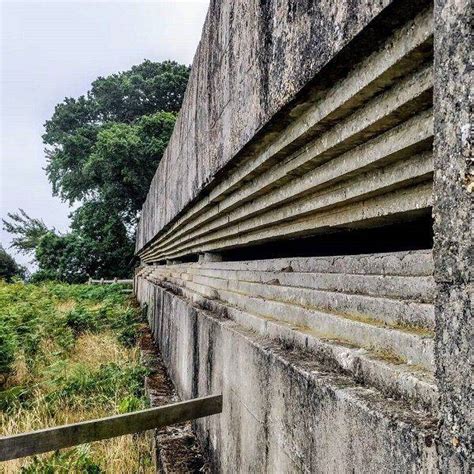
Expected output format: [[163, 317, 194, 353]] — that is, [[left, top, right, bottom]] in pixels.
[[0, 281, 154, 473]]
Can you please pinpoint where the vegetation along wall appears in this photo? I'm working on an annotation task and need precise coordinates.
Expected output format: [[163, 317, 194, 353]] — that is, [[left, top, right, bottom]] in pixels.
[[135, 0, 472, 471]]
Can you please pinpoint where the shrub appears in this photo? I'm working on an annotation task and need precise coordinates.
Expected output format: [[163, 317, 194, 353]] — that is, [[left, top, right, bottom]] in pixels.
[[65, 306, 101, 335], [118, 395, 144, 414], [0, 318, 16, 379], [0, 385, 31, 412], [21, 446, 103, 473], [112, 308, 142, 347]]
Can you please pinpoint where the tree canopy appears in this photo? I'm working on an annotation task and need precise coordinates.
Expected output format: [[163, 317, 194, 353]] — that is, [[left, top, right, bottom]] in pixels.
[[45, 111, 176, 224], [0, 246, 25, 281], [3, 60, 190, 282], [43, 60, 188, 223]]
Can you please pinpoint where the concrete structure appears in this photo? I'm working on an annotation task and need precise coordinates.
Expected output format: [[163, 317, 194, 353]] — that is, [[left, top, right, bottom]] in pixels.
[[135, 0, 472, 471]]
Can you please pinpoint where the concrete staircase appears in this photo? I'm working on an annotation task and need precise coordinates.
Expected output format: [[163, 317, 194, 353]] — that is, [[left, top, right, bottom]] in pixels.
[[138, 250, 437, 414]]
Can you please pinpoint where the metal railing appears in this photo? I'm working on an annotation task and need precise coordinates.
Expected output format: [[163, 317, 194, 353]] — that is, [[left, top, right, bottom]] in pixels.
[[0, 394, 222, 462]]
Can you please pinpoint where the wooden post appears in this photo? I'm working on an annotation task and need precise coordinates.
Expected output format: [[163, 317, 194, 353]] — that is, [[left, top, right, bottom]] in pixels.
[[0, 394, 222, 462]]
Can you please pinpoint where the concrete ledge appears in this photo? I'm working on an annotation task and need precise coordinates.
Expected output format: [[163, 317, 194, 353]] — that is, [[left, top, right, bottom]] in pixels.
[[209, 274, 430, 327], [137, 249, 438, 412], [160, 273, 434, 362], [146, 183, 432, 261], [136, 5, 434, 254], [145, 262, 435, 369], [149, 149, 433, 260], [153, 277, 438, 413], [136, 278, 439, 472], [176, 250, 434, 276], [137, 249, 437, 408], [182, 268, 435, 302]]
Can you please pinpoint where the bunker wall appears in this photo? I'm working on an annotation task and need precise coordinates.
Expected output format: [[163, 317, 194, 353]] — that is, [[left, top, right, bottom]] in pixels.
[[135, 277, 438, 472], [135, 0, 472, 469], [136, 0, 432, 252]]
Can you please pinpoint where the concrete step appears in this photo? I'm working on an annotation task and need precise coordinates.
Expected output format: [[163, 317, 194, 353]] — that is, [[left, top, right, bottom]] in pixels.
[[217, 274, 432, 330], [182, 267, 435, 302], [157, 269, 434, 329], [139, 249, 437, 408], [180, 249, 434, 276], [153, 272, 434, 371], [149, 276, 437, 413]]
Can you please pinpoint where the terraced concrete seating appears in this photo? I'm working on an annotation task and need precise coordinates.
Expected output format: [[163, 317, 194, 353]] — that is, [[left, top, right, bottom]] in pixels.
[[137, 8, 434, 263], [136, 250, 437, 413]]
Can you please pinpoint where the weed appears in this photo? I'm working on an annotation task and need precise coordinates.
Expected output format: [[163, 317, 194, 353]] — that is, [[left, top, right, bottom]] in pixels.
[[118, 395, 144, 414], [0, 281, 153, 472], [65, 306, 102, 335], [0, 318, 16, 378], [20, 446, 103, 473], [112, 308, 143, 347]]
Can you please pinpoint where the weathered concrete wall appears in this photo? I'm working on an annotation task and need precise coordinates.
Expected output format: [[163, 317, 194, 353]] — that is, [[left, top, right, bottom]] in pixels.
[[134, 0, 472, 470], [433, 0, 473, 469], [136, 278, 438, 472], [139, 251, 438, 414], [137, 4, 434, 263], [136, 0, 431, 252]]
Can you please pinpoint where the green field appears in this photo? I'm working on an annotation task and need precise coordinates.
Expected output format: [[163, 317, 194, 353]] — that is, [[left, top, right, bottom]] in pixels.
[[0, 281, 154, 473]]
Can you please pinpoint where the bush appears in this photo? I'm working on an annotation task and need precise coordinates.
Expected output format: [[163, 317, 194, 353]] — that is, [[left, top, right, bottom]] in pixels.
[[65, 306, 101, 335], [0, 318, 16, 379], [0, 385, 31, 412], [118, 395, 144, 414], [21, 446, 103, 473], [113, 308, 142, 347]]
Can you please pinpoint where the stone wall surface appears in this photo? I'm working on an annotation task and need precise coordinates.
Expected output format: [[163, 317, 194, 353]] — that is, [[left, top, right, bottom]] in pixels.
[[136, 0, 433, 251], [134, 0, 472, 470], [135, 278, 439, 473], [433, 0, 473, 469]]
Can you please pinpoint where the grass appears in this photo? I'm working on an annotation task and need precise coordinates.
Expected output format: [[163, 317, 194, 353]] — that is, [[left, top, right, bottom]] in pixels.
[[0, 281, 154, 473]]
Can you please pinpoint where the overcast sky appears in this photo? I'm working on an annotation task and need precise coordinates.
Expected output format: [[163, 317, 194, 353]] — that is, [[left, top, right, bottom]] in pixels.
[[0, 0, 208, 267]]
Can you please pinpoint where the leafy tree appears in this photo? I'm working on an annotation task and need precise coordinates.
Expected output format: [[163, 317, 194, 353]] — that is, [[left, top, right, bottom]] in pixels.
[[3, 202, 134, 283], [2, 209, 49, 255], [43, 60, 189, 221], [3, 60, 189, 281], [72, 111, 176, 223], [90, 59, 189, 122], [0, 245, 25, 281], [20, 202, 133, 283], [33, 232, 84, 283], [67, 201, 134, 278]]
